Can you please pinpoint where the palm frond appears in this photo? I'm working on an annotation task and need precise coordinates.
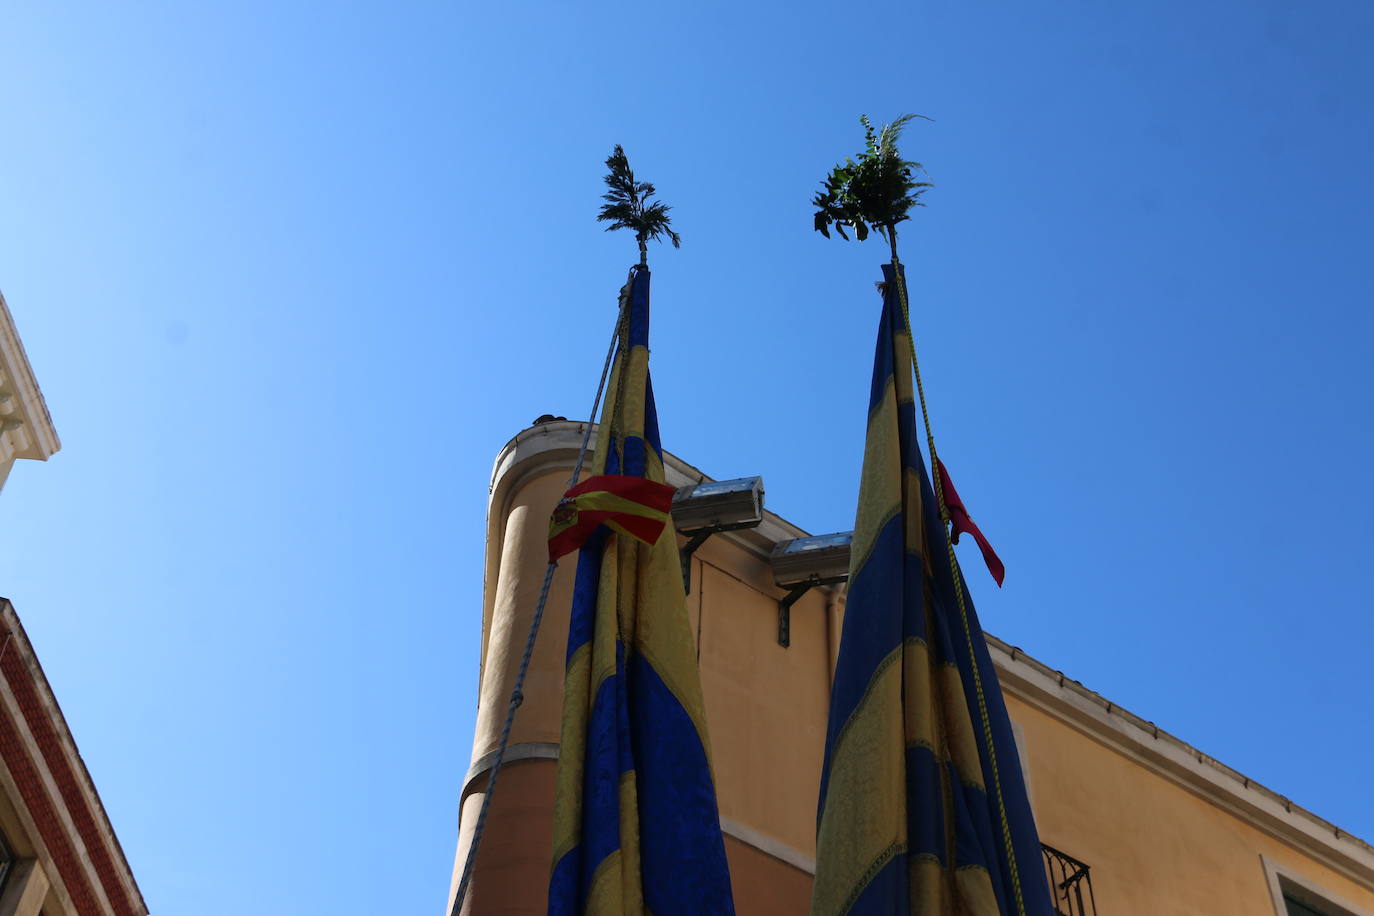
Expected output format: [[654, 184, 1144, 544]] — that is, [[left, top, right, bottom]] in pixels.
[[596, 145, 681, 258], [812, 114, 934, 251]]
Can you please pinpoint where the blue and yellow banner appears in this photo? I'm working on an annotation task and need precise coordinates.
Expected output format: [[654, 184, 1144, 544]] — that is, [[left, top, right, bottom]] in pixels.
[[550, 266, 736, 915], [812, 264, 1050, 915]]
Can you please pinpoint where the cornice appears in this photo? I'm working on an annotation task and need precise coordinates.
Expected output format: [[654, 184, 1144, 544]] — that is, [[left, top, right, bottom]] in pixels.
[[986, 634, 1374, 888], [0, 599, 146, 915], [488, 421, 809, 561], [0, 291, 60, 464]]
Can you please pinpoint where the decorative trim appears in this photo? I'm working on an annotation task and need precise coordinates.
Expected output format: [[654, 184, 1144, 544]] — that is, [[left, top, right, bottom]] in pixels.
[[720, 817, 815, 876], [988, 635, 1374, 888], [459, 742, 818, 878], [460, 742, 561, 800], [0, 857, 51, 916], [0, 292, 59, 464], [0, 601, 146, 915], [0, 642, 127, 914], [488, 421, 809, 562], [0, 678, 104, 915]]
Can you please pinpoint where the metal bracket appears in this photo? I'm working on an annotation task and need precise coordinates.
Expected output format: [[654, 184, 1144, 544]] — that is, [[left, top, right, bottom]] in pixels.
[[776, 575, 846, 648], [679, 531, 712, 594], [776, 582, 815, 648]]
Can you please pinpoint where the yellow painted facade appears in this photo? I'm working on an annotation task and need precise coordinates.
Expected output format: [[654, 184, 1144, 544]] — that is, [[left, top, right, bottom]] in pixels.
[[451, 421, 1374, 916], [1013, 693, 1373, 914]]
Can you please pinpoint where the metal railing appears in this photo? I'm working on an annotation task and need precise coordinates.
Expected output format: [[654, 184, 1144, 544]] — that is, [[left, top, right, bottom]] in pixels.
[[1042, 843, 1097, 916]]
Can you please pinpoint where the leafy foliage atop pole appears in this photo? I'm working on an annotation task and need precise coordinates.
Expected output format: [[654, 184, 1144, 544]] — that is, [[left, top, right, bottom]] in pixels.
[[812, 114, 933, 260], [597, 145, 681, 267]]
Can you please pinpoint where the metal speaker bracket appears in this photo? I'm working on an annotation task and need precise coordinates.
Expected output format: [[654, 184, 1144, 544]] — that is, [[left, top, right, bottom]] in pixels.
[[776, 575, 845, 648], [672, 477, 765, 594], [679, 530, 713, 593], [769, 531, 853, 648]]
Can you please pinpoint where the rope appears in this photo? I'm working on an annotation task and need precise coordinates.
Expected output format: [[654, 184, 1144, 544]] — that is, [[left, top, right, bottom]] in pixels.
[[604, 269, 636, 471], [890, 260, 1028, 916], [449, 279, 631, 916]]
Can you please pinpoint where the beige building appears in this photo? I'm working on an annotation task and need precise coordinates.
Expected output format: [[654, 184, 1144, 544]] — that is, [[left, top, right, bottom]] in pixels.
[[451, 420, 1374, 916], [0, 292, 147, 916]]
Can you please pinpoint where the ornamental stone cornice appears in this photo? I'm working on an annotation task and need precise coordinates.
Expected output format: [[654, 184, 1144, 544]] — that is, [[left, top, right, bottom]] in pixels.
[[0, 290, 60, 472], [0, 599, 147, 915]]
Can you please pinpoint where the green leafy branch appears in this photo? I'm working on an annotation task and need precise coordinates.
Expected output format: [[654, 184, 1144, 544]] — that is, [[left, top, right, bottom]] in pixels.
[[597, 145, 681, 267], [812, 114, 933, 259]]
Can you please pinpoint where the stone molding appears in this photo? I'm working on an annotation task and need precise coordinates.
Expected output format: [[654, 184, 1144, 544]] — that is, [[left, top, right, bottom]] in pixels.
[[0, 857, 52, 916], [719, 817, 815, 876], [488, 421, 809, 562], [989, 635, 1374, 888], [0, 292, 60, 475], [459, 747, 818, 879], [461, 742, 560, 799]]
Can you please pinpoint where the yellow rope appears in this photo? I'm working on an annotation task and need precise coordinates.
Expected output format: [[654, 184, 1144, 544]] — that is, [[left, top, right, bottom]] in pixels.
[[891, 261, 1027, 916]]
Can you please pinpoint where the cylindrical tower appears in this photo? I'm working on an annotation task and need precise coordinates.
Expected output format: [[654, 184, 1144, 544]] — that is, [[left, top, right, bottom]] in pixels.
[[448, 423, 585, 915], [450, 420, 833, 915]]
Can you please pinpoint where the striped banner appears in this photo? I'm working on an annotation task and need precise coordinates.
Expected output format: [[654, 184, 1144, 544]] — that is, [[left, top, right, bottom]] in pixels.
[[549, 266, 736, 915], [812, 263, 1051, 915]]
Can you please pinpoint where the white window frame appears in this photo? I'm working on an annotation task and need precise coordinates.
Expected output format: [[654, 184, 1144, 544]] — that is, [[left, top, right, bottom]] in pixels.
[[1262, 854, 1374, 916]]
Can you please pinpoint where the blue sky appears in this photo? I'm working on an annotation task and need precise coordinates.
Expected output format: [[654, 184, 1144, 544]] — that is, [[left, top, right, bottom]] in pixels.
[[2, 1, 1372, 912]]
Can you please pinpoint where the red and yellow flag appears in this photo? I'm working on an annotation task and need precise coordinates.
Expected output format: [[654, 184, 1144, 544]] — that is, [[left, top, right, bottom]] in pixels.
[[547, 473, 676, 562]]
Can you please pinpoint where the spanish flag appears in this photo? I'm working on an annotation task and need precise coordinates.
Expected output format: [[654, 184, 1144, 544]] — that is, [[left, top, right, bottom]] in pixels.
[[549, 266, 736, 915], [811, 264, 1050, 915]]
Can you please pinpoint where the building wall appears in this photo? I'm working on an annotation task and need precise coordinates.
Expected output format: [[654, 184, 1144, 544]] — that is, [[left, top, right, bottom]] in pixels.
[[1013, 693, 1374, 915], [453, 422, 1374, 915]]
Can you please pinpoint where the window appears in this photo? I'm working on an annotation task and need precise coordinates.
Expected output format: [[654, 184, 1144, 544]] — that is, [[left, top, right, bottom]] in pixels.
[[1262, 856, 1374, 916], [1287, 895, 1333, 916], [0, 828, 11, 894]]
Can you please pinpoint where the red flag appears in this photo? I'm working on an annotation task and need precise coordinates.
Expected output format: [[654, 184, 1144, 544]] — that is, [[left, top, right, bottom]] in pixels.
[[936, 459, 1005, 587], [547, 474, 677, 562]]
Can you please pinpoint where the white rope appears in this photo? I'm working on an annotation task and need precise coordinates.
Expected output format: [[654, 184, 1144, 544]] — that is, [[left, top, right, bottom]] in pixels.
[[450, 271, 635, 916]]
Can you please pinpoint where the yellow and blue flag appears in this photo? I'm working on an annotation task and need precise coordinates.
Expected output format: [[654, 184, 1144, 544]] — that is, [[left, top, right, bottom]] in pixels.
[[812, 264, 1051, 916], [550, 266, 736, 915]]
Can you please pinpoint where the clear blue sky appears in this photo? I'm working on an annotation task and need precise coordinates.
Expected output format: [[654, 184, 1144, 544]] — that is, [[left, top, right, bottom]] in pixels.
[[2, 1, 1372, 912]]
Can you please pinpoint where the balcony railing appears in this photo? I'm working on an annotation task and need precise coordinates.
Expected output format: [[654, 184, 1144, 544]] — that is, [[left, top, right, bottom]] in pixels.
[[1042, 843, 1097, 916]]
